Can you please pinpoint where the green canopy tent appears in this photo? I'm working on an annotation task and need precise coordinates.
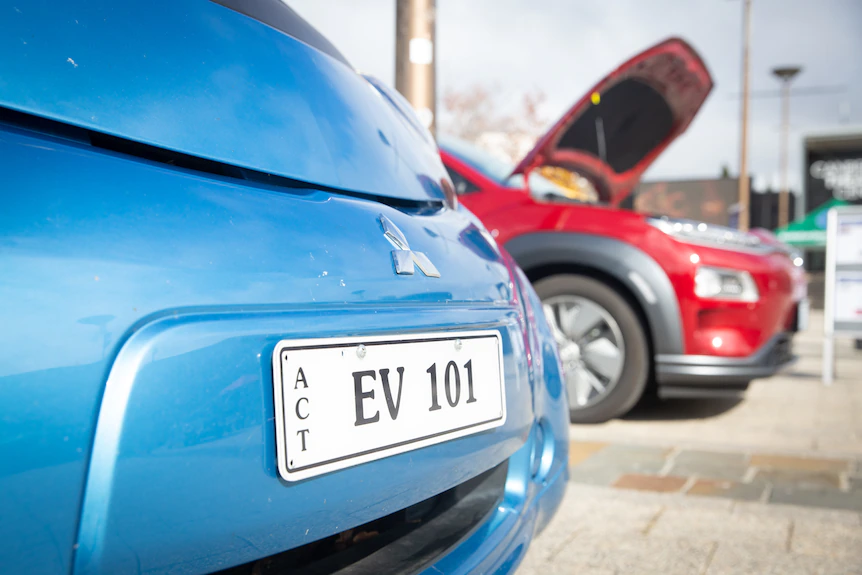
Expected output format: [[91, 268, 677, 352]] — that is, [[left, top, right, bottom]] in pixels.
[[775, 198, 849, 248]]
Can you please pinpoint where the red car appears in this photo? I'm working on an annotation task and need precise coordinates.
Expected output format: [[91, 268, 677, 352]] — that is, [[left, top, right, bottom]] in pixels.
[[440, 38, 802, 423]]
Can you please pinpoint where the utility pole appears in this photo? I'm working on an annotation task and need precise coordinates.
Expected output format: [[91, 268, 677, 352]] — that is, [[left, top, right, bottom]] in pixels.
[[395, 0, 437, 137], [737, 0, 752, 231], [727, 83, 844, 225], [772, 66, 802, 228]]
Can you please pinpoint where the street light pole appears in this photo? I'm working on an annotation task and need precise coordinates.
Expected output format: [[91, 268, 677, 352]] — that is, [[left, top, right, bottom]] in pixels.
[[772, 66, 802, 228], [395, 0, 437, 137], [737, 0, 752, 231]]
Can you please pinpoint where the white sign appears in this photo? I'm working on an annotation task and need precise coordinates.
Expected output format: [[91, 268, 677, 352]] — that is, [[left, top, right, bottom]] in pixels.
[[823, 205, 862, 384], [810, 159, 862, 201], [835, 273, 862, 322], [835, 216, 862, 265]]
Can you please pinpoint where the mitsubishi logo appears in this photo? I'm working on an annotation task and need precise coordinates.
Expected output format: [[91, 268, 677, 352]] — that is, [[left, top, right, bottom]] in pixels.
[[379, 215, 441, 277]]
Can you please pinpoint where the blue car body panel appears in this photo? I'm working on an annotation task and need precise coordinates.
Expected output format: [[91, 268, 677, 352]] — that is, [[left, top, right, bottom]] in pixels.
[[0, 0, 446, 204], [0, 2, 568, 574]]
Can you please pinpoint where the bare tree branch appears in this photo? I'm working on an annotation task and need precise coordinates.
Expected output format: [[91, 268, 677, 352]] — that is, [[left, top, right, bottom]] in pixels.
[[440, 84, 548, 162]]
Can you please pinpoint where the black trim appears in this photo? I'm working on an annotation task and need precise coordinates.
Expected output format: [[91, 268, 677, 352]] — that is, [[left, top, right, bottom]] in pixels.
[[655, 333, 796, 387], [211, 0, 352, 67], [444, 165, 480, 196], [505, 231, 684, 355], [558, 78, 674, 173], [215, 461, 508, 575], [657, 385, 749, 399]]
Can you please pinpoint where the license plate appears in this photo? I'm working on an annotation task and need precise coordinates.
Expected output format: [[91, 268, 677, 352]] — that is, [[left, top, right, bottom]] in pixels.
[[271, 331, 506, 481]]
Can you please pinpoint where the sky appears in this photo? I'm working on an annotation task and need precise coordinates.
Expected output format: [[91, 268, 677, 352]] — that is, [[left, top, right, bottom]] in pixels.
[[290, 0, 861, 201]]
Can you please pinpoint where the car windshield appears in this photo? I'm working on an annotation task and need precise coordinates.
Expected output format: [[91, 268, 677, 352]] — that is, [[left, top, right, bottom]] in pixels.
[[438, 136, 572, 198]]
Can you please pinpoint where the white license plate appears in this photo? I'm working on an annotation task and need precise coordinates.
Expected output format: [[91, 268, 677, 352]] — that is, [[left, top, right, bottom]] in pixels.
[[271, 331, 506, 481]]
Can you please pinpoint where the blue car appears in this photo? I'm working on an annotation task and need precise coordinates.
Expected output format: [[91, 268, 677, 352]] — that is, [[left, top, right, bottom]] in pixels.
[[0, 1, 568, 574]]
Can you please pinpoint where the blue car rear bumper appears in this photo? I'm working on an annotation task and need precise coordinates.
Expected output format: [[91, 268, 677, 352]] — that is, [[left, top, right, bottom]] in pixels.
[[423, 453, 568, 575]]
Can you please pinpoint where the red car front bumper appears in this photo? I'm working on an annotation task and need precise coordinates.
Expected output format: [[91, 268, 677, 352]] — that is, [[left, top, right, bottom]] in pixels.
[[653, 240, 799, 397]]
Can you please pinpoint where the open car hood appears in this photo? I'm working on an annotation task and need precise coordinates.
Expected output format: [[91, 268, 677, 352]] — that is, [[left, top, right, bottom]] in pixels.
[[512, 38, 713, 206]]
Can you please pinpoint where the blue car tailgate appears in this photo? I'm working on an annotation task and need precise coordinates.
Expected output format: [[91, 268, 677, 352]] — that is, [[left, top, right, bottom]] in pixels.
[[0, 122, 533, 575]]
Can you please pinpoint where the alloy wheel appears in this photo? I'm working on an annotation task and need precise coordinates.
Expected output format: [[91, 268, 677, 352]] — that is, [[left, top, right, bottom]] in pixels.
[[542, 295, 626, 410]]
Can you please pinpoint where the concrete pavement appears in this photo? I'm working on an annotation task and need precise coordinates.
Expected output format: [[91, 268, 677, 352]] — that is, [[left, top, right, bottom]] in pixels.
[[519, 311, 862, 573], [520, 484, 862, 575], [566, 312, 862, 459]]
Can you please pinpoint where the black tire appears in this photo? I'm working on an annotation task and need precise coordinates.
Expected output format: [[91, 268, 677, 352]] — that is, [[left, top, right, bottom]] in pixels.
[[534, 274, 650, 423]]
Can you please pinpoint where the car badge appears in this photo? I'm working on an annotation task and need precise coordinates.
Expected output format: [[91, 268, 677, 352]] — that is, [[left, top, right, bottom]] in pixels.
[[379, 215, 441, 277]]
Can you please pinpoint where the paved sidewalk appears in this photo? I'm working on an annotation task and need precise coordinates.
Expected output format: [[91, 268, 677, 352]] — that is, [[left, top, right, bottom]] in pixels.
[[519, 311, 862, 573], [519, 484, 862, 575], [567, 311, 862, 458], [567, 442, 862, 511]]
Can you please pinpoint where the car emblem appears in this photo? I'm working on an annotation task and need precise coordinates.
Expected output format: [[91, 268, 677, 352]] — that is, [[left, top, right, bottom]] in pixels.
[[379, 215, 441, 277]]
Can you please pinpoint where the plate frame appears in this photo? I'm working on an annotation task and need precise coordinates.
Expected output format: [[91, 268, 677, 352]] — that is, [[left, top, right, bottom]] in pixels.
[[271, 330, 506, 481]]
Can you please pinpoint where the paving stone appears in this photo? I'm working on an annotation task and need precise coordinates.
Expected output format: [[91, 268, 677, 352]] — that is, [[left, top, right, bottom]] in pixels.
[[670, 449, 749, 482], [750, 454, 850, 473], [568, 444, 671, 487], [551, 534, 713, 575], [821, 562, 862, 575], [791, 519, 862, 559], [548, 489, 663, 536], [567, 440, 607, 466], [600, 485, 735, 511], [527, 486, 663, 562], [614, 473, 688, 493], [733, 500, 862, 526], [650, 507, 791, 548], [757, 469, 843, 490], [571, 442, 669, 470], [568, 464, 626, 486], [521, 483, 862, 574], [513, 545, 557, 575], [770, 486, 862, 512], [586, 443, 671, 466], [686, 478, 765, 501], [705, 543, 862, 575]]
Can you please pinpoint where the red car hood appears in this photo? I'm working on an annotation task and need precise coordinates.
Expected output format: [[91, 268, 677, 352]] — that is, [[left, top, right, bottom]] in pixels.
[[512, 38, 713, 206]]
